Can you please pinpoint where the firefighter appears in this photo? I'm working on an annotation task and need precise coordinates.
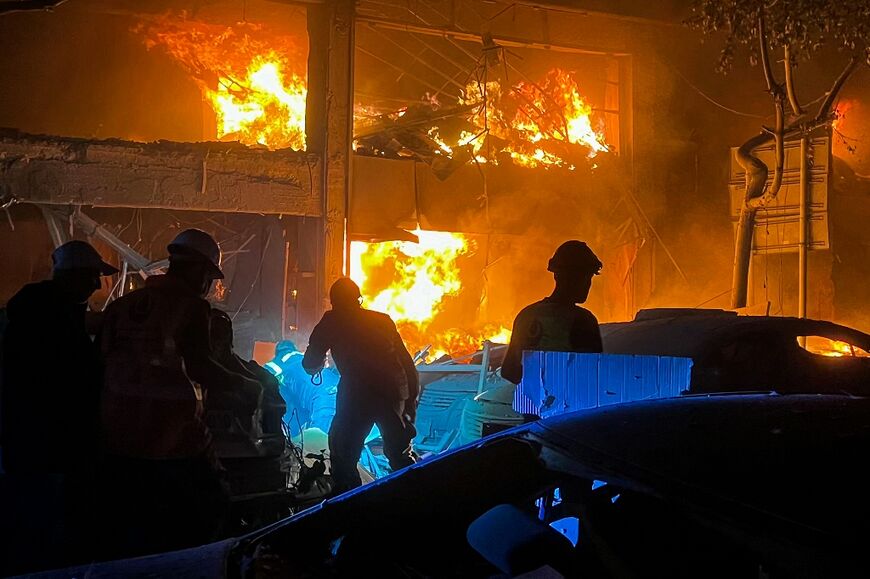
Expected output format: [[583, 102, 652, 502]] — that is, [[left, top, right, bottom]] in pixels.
[[0, 240, 117, 574], [267, 340, 338, 436], [501, 240, 603, 385], [302, 277, 419, 493], [98, 229, 262, 558], [208, 308, 286, 448]]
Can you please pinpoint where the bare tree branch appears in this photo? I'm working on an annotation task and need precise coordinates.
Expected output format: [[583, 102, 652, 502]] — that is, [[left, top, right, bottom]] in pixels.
[[816, 55, 860, 123], [758, 14, 778, 94], [783, 44, 803, 116], [0, 0, 66, 15]]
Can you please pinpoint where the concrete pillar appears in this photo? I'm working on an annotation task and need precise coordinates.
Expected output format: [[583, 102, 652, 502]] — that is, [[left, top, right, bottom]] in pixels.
[[308, 0, 355, 314]]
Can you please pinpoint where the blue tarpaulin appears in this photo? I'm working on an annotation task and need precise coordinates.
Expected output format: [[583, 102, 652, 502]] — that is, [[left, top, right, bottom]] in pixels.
[[516, 352, 693, 418]]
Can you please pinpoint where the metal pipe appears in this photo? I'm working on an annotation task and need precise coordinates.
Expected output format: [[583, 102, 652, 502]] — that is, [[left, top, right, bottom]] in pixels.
[[118, 260, 128, 298], [477, 340, 492, 395], [71, 210, 153, 272], [798, 136, 809, 319], [39, 205, 70, 248]]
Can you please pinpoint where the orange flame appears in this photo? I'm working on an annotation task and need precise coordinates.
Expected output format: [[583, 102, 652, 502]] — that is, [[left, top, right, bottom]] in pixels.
[[137, 18, 306, 150], [209, 56, 306, 150], [350, 230, 511, 359], [800, 336, 870, 358], [459, 69, 609, 169]]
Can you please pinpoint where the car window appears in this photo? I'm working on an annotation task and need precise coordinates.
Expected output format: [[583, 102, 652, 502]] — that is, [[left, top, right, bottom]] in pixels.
[[798, 335, 870, 358]]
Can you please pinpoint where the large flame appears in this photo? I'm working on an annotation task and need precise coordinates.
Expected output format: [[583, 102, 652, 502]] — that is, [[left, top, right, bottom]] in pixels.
[[353, 69, 608, 170], [138, 18, 306, 150], [350, 230, 467, 324], [209, 56, 306, 150], [350, 230, 511, 359], [464, 69, 609, 169]]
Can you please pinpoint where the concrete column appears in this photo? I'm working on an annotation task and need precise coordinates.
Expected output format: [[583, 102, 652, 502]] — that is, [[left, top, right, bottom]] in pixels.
[[313, 0, 355, 313]]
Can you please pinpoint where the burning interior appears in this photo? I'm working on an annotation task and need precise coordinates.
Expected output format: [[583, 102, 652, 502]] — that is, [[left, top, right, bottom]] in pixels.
[[1, 0, 868, 386]]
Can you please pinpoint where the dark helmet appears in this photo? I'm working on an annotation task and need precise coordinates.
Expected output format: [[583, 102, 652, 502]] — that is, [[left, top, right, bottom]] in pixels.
[[167, 229, 224, 280], [329, 277, 362, 308], [547, 241, 602, 275], [52, 240, 118, 276]]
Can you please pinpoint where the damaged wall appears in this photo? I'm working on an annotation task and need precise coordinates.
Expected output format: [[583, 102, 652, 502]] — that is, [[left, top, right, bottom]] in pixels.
[[0, 130, 321, 215]]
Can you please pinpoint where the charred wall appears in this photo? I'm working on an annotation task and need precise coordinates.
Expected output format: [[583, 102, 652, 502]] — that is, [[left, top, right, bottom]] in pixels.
[[0, 1, 319, 345]]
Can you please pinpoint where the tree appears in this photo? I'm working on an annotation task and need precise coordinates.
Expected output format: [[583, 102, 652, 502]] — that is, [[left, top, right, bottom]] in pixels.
[[0, 0, 66, 15], [686, 1, 870, 308]]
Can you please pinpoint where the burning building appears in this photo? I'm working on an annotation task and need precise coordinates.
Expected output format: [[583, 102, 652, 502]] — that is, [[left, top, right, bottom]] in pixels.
[[1, 0, 869, 357]]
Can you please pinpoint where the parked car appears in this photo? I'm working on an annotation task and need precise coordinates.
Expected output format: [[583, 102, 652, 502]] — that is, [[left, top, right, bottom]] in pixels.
[[34, 392, 870, 578], [602, 308, 870, 395]]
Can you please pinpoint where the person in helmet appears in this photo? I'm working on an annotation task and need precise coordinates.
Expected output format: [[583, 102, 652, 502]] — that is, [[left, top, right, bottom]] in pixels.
[[266, 340, 338, 436], [0, 240, 117, 574], [208, 308, 286, 455], [98, 229, 262, 558], [302, 277, 419, 493], [501, 241, 603, 385]]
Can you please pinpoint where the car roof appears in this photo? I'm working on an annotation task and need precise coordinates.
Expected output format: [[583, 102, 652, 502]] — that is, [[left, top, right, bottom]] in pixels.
[[601, 309, 870, 358]]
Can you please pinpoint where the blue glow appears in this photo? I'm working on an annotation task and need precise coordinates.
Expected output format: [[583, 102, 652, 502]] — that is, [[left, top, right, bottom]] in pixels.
[[270, 352, 338, 436], [592, 479, 608, 490], [611, 493, 621, 504], [549, 517, 580, 546], [365, 425, 381, 444]]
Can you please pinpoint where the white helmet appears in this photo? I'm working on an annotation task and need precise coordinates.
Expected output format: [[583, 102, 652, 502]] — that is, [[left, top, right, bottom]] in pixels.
[[167, 229, 224, 279]]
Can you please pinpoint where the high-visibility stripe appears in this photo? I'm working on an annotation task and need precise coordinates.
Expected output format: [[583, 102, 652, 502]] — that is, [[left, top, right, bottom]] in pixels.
[[281, 352, 303, 363]]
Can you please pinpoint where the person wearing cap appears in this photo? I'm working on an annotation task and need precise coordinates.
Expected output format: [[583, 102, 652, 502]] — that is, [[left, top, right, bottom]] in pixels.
[[501, 240, 604, 385], [98, 229, 262, 558], [302, 277, 419, 494], [0, 240, 117, 574]]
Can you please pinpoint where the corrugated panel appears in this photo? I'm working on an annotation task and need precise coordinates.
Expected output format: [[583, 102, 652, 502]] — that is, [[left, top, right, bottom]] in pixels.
[[515, 352, 692, 418]]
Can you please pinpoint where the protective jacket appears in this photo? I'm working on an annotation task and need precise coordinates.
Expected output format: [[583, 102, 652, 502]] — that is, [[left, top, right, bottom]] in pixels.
[[501, 297, 602, 384], [302, 307, 418, 402], [100, 275, 254, 459], [1, 281, 102, 473]]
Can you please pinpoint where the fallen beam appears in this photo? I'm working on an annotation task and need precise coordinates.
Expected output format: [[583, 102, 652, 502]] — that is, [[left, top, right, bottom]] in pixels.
[[0, 129, 322, 215]]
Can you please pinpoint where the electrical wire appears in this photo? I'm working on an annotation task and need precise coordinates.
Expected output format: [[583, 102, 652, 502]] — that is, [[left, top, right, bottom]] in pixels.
[[668, 64, 767, 119]]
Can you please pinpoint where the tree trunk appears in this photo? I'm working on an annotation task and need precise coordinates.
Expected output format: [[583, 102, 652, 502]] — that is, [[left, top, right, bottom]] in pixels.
[[730, 131, 773, 309]]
